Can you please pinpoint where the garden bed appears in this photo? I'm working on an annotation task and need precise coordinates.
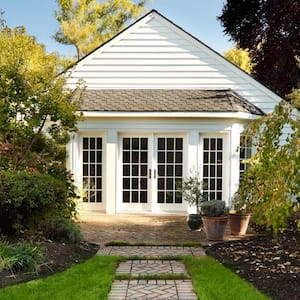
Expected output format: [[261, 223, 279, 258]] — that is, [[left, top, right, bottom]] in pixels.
[[206, 231, 300, 300], [0, 240, 98, 288]]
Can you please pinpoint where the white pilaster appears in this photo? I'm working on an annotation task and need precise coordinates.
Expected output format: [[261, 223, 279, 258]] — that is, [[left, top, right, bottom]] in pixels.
[[229, 123, 242, 208], [187, 131, 199, 213], [105, 130, 118, 213]]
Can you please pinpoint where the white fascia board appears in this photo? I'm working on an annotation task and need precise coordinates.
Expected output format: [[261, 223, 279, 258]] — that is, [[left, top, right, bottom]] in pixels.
[[80, 111, 259, 120]]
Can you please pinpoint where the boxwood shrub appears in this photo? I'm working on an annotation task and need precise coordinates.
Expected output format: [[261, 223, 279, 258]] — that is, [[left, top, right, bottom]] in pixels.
[[0, 170, 77, 234]]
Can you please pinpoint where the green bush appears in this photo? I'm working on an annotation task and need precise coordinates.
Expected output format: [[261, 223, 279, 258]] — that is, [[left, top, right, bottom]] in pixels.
[[42, 217, 83, 243], [0, 170, 77, 234], [0, 239, 42, 273], [201, 200, 227, 217]]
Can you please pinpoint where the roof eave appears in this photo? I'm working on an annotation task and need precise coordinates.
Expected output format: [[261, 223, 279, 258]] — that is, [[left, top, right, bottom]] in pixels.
[[79, 111, 261, 119]]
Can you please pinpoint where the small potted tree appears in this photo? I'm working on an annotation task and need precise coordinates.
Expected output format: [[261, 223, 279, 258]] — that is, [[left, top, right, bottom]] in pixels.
[[181, 172, 206, 230], [229, 191, 252, 236], [201, 200, 228, 240]]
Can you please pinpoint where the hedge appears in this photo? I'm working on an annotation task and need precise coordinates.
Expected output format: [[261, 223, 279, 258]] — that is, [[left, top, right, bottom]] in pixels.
[[0, 170, 76, 233]]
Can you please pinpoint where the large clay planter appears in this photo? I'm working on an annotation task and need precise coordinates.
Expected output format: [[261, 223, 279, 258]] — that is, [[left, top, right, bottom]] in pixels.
[[202, 216, 228, 241], [229, 213, 251, 236], [187, 214, 202, 230]]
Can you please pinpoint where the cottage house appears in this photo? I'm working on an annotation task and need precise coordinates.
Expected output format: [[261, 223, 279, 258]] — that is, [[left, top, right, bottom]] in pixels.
[[65, 10, 281, 214]]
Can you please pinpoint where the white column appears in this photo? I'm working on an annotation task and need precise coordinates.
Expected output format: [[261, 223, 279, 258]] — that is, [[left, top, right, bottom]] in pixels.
[[66, 132, 80, 186], [105, 130, 118, 214], [229, 123, 242, 208], [187, 130, 199, 214]]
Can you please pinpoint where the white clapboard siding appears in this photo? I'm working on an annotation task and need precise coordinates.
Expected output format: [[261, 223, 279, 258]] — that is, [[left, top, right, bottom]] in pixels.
[[66, 10, 282, 114]]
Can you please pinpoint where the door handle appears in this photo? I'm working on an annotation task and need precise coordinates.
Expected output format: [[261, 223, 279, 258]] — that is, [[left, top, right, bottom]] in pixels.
[[149, 169, 151, 179], [154, 169, 156, 179]]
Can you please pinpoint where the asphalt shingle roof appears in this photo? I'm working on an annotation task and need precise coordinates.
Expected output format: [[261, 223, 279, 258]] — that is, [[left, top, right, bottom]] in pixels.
[[79, 89, 264, 115]]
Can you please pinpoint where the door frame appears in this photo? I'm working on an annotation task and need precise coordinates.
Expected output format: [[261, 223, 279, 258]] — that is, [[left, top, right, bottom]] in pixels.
[[117, 133, 153, 212], [116, 132, 188, 213], [78, 133, 106, 212]]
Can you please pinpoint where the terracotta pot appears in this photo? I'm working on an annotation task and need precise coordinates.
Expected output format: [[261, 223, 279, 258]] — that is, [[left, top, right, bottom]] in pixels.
[[187, 214, 202, 230], [202, 216, 228, 241], [229, 213, 251, 236]]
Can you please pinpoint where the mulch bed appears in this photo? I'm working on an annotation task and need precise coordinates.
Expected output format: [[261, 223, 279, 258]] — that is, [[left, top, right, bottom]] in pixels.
[[205, 231, 300, 300], [0, 241, 98, 288]]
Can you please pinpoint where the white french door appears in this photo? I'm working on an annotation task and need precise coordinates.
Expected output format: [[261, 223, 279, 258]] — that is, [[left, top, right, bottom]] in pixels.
[[118, 134, 186, 212]]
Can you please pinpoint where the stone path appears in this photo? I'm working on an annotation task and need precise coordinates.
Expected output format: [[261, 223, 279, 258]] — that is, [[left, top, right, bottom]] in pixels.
[[97, 246, 206, 257], [98, 246, 204, 299]]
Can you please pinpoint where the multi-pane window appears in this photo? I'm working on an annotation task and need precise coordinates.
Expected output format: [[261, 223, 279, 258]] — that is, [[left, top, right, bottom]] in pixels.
[[203, 138, 223, 201], [82, 137, 102, 203], [157, 137, 183, 204], [239, 135, 252, 180], [122, 137, 148, 203]]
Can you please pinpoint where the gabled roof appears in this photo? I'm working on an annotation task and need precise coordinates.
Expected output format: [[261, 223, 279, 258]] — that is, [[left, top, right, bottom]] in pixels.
[[80, 89, 264, 115], [67, 10, 283, 115]]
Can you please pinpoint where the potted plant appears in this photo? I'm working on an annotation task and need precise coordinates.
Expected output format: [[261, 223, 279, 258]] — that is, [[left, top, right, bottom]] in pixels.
[[181, 173, 206, 230], [201, 200, 228, 240], [228, 193, 251, 236]]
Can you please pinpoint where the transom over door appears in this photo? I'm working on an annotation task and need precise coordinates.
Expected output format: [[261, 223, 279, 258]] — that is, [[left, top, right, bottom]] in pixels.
[[119, 135, 186, 213]]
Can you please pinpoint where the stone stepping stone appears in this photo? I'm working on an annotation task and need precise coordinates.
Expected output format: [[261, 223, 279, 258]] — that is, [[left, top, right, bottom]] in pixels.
[[97, 246, 206, 257], [116, 260, 188, 276], [109, 279, 197, 300]]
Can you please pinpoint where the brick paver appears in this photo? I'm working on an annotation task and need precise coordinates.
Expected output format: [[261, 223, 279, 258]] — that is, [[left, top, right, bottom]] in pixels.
[[116, 260, 188, 276], [109, 257, 199, 299], [97, 246, 206, 257], [109, 280, 197, 300]]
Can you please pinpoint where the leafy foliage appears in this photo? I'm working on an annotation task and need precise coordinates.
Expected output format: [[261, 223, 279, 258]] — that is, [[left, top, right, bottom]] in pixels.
[[0, 171, 77, 234], [201, 200, 227, 217], [236, 101, 300, 234], [42, 217, 83, 243], [0, 24, 82, 172], [54, 0, 147, 59], [0, 239, 43, 273], [224, 46, 253, 74], [181, 171, 206, 213], [219, 0, 300, 97]]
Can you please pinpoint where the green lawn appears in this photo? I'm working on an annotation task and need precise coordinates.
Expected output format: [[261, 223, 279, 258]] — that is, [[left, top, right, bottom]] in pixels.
[[0, 255, 269, 300], [0, 256, 120, 300], [184, 256, 269, 300]]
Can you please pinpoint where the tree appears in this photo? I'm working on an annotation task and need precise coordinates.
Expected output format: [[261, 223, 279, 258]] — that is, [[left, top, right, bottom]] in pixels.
[[54, 0, 147, 59], [288, 57, 300, 109], [224, 46, 253, 74], [218, 0, 300, 97], [236, 102, 300, 235], [0, 24, 82, 171]]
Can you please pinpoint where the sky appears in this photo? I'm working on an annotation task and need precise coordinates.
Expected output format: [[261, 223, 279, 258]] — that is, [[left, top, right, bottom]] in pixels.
[[0, 0, 233, 57]]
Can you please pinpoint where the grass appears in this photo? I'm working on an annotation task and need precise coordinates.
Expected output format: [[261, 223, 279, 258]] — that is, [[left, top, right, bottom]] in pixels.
[[183, 256, 270, 300], [0, 256, 121, 300], [0, 255, 270, 300]]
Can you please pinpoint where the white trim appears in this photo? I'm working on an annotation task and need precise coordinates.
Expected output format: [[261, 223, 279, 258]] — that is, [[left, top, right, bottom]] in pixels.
[[80, 111, 259, 120]]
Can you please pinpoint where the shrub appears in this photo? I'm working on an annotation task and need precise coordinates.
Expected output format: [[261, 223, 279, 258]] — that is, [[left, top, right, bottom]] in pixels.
[[0, 239, 42, 273], [201, 200, 227, 217], [0, 170, 77, 234], [42, 217, 83, 243]]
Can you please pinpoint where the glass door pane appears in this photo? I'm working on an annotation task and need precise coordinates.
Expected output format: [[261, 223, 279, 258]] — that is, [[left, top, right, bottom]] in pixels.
[[157, 137, 183, 204], [82, 137, 102, 203], [203, 137, 223, 200], [122, 137, 148, 204]]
